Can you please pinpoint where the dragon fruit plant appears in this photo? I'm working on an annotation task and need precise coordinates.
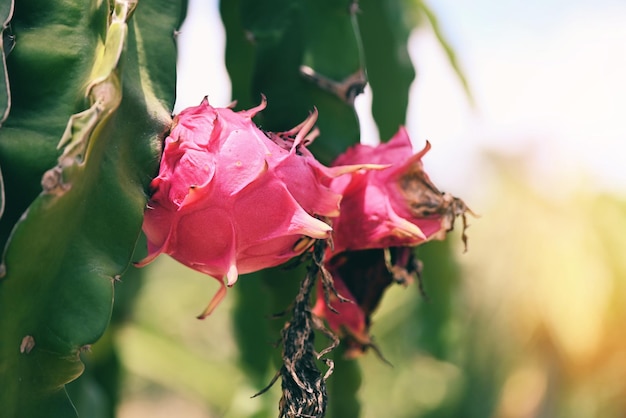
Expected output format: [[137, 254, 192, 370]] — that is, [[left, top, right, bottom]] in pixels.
[[0, 0, 471, 417]]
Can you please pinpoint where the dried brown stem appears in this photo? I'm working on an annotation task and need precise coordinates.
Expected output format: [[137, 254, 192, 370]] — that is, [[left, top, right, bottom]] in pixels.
[[254, 239, 339, 418]]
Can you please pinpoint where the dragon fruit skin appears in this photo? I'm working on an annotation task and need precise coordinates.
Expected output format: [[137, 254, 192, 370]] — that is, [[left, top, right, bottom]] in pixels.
[[139, 98, 370, 317], [327, 127, 451, 257]]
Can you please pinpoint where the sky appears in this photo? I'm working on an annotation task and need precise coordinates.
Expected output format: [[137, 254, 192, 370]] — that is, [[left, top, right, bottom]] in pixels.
[[174, 0, 626, 201], [407, 0, 626, 199]]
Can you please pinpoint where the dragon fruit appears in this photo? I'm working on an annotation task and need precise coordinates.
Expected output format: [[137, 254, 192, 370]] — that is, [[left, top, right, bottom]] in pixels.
[[313, 127, 472, 354], [327, 127, 469, 256], [138, 97, 371, 318]]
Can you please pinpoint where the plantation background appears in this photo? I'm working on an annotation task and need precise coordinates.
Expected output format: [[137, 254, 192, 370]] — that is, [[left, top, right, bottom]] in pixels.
[[1, 0, 624, 417], [113, 1, 626, 417]]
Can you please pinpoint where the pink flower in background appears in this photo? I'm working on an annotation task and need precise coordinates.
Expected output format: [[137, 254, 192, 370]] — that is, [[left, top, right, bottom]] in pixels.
[[138, 98, 370, 318]]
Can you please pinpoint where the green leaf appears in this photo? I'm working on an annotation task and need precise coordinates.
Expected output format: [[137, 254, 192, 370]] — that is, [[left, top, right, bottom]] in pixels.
[[232, 265, 307, 390], [358, 0, 416, 140], [414, 240, 462, 359], [132, 0, 188, 110], [0, 0, 12, 126], [0, 0, 102, 249], [414, 0, 473, 105], [232, 273, 275, 387], [327, 345, 362, 418], [0, 0, 185, 416], [223, 0, 363, 164], [359, 0, 473, 140], [219, 0, 255, 110]]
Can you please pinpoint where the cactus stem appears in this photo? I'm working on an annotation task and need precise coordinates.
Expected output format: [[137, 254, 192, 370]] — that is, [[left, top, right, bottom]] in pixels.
[[299, 66, 366, 105]]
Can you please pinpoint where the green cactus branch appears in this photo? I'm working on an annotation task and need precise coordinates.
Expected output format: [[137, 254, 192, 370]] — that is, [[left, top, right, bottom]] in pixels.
[[0, 2, 134, 415], [358, 0, 416, 140], [0, 0, 14, 220], [222, 0, 363, 166], [0, 0, 12, 125], [0, 0, 185, 416], [415, 0, 473, 105]]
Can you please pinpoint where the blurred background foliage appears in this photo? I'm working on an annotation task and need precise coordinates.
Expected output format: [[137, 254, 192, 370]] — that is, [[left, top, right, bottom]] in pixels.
[[65, 0, 626, 417], [109, 160, 626, 418]]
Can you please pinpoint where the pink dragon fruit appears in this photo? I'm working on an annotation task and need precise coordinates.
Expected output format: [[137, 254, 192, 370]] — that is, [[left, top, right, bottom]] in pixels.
[[313, 127, 472, 355], [138, 97, 372, 318], [327, 127, 468, 256]]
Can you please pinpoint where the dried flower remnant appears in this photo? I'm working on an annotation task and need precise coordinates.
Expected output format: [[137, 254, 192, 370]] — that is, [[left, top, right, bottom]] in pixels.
[[255, 240, 339, 418], [314, 127, 474, 356], [313, 247, 421, 358], [138, 98, 374, 318]]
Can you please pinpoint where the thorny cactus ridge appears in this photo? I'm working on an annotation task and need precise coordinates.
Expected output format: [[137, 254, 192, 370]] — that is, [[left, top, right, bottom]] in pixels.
[[0, 0, 186, 416]]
